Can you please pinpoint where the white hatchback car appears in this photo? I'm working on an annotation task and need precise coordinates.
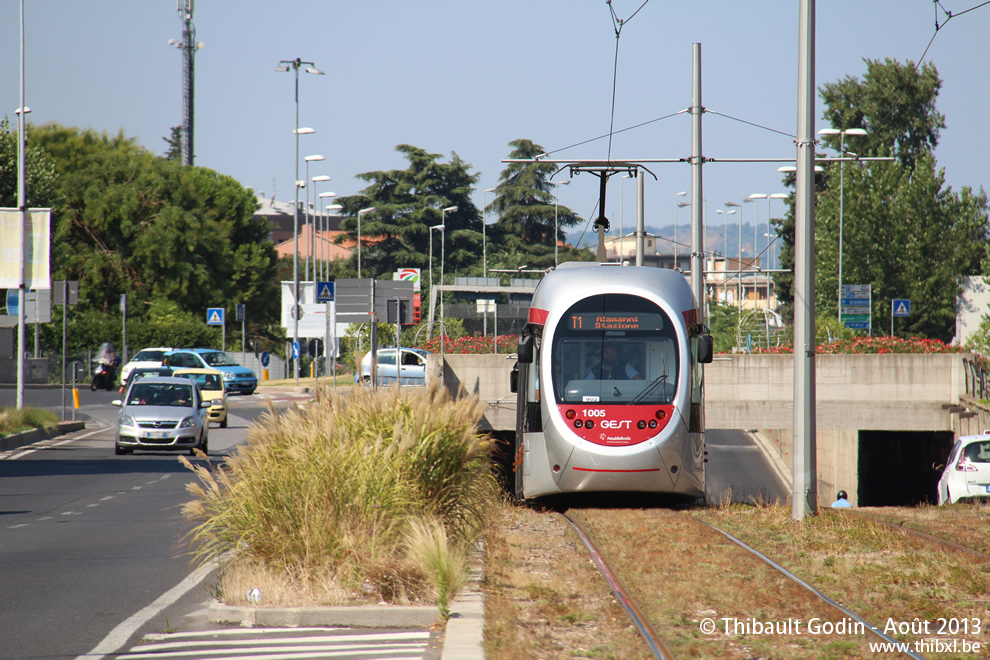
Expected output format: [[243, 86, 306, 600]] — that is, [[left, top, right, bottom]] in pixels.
[[120, 347, 174, 385], [936, 433, 990, 504]]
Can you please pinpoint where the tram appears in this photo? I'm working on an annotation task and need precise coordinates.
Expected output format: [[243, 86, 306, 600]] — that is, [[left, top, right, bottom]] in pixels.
[[511, 261, 712, 500]]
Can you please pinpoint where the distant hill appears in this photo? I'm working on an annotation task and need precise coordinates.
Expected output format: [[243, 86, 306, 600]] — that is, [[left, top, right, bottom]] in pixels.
[[568, 221, 781, 266]]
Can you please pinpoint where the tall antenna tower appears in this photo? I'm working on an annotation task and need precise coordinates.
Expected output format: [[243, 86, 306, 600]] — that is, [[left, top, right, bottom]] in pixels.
[[168, 0, 203, 166]]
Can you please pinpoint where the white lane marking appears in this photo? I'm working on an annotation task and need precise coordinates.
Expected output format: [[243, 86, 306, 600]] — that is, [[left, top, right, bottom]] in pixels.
[[76, 560, 218, 660], [7, 524, 29, 529], [87, 503, 100, 508], [100, 496, 114, 502], [5, 426, 104, 460]]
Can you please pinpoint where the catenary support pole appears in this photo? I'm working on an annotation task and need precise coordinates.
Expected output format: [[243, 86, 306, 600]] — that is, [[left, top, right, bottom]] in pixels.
[[793, 0, 819, 519]]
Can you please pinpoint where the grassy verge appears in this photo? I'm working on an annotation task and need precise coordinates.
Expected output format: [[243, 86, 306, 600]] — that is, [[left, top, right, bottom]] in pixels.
[[0, 406, 60, 437], [486, 501, 990, 659], [180, 382, 496, 611]]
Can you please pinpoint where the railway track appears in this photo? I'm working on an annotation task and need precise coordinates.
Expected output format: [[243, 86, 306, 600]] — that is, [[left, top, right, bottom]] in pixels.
[[553, 507, 987, 659]]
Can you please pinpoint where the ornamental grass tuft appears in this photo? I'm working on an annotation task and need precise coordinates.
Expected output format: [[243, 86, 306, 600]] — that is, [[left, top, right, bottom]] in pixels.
[[180, 381, 497, 606]]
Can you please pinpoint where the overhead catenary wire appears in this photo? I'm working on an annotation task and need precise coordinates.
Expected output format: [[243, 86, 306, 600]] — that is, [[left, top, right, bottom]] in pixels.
[[604, 0, 651, 160], [918, 0, 990, 66]]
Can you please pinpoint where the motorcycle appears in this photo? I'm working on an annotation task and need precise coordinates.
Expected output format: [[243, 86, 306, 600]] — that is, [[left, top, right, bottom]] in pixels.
[[91, 342, 120, 391]]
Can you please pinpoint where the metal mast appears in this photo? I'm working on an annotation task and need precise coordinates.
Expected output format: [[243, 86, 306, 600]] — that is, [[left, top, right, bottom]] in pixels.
[[170, 0, 200, 166]]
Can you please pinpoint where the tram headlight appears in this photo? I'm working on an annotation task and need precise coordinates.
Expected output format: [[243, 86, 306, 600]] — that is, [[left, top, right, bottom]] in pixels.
[[565, 409, 576, 420], [637, 420, 646, 430], [648, 419, 658, 429], [573, 420, 583, 429], [584, 420, 595, 429], [655, 409, 666, 420]]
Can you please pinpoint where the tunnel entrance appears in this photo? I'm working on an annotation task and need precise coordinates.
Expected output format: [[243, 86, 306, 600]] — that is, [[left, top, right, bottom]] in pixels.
[[858, 430, 955, 506]]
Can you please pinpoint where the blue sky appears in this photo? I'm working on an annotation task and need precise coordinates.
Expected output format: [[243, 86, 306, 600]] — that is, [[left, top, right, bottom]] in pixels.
[[3, 1, 987, 254]]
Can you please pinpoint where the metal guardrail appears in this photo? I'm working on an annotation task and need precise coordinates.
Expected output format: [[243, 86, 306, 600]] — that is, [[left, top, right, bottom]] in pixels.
[[963, 357, 990, 400]]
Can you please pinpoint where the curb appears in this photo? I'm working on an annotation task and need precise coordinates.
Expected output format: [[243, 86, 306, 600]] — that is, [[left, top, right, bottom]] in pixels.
[[0, 420, 86, 452], [206, 544, 486, 658], [208, 602, 439, 628]]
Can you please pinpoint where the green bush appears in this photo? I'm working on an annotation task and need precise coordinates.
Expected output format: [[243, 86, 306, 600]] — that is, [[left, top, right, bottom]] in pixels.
[[0, 406, 60, 437]]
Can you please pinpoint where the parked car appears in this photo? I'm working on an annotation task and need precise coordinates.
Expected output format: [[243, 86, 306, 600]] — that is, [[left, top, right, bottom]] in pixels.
[[936, 433, 990, 504], [118, 366, 173, 394], [120, 347, 174, 385], [164, 349, 257, 395], [356, 347, 430, 386], [172, 367, 228, 428], [112, 376, 210, 456]]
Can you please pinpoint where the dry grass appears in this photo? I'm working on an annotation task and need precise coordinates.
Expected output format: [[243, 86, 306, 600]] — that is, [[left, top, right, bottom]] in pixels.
[[485, 501, 990, 658], [853, 503, 990, 555], [181, 382, 497, 608], [483, 503, 652, 659]]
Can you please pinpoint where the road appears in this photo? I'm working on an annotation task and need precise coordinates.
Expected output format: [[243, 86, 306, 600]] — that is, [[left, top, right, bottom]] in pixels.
[[0, 387, 783, 657], [706, 428, 789, 505], [0, 386, 305, 659]]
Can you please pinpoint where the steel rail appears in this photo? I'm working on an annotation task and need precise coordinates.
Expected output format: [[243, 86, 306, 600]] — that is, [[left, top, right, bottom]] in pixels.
[[850, 512, 990, 563], [697, 520, 927, 660], [560, 512, 674, 660]]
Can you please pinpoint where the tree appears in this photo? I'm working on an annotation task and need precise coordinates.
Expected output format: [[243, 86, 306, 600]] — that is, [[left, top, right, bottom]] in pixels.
[[486, 139, 584, 270], [334, 144, 481, 280], [28, 123, 279, 337], [773, 59, 989, 341], [819, 58, 945, 170], [0, 116, 59, 210], [163, 125, 183, 161]]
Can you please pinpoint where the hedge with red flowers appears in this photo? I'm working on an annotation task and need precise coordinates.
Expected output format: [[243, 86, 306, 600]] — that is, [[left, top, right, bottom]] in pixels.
[[751, 336, 963, 355], [420, 333, 519, 354]]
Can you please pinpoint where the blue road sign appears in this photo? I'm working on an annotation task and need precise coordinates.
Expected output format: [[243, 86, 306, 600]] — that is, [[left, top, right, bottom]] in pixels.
[[292, 341, 300, 359], [845, 321, 870, 330], [317, 281, 335, 302], [236, 303, 246, 321], [260, 350, 270, 367], [892, 299, 911, 317], [207, 307, 225, 325]]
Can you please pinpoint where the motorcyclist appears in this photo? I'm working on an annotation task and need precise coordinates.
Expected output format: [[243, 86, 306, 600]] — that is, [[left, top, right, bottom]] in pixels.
[[92, 343, 119, 391]]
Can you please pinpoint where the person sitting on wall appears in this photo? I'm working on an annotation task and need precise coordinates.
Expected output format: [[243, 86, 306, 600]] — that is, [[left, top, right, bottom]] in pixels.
[[831, 490, 852, 508], [586, 344, 642, 380]]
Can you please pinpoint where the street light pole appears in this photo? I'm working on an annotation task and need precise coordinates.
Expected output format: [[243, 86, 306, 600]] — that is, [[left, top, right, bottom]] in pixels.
[[673, 191, 687, 268], [357, 207, 376, 279], [724, 201, 742, 312], [818, 127, 867, 321], [276, 58, 323, 385], [440, 207, 457, 326], [303, 155, 324, 282], [619, 174, 632, 261], [482, 187, 495, 278], [550, 180, 569, 266], [313, 177, 332, 279]]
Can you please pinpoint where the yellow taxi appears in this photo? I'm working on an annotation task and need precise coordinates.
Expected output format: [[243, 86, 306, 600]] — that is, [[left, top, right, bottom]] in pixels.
[[171, 367, 229, 428]]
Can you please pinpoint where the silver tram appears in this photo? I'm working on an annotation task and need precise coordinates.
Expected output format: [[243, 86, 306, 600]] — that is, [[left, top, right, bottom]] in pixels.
[[511, 261, 713, 499]]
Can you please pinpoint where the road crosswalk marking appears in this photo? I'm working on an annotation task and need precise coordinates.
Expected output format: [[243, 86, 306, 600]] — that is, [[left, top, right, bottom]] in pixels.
[[114, 627, 433, 659]]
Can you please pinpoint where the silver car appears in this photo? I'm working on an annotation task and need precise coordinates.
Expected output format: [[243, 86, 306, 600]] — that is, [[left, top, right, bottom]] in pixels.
[[112, 376, 210, 456], [357, 348, 430, 386]]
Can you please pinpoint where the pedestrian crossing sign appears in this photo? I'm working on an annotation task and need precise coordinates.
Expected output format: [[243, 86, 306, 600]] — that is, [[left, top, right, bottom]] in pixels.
[[317, 281, 335, 302], [892, 299, 911, 317], [207, 307, 224, 325]]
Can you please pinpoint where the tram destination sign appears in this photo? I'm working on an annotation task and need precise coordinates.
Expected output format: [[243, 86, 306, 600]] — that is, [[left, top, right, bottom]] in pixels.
[[568, 312, 664, 331]]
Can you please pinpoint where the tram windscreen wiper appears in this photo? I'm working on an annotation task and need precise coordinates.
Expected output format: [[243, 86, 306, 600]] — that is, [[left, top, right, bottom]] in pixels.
[[630, 374, 667, 405]]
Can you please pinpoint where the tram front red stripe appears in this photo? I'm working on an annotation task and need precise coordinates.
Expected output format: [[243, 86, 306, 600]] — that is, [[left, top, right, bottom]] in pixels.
[[571, 467, 662, 473]]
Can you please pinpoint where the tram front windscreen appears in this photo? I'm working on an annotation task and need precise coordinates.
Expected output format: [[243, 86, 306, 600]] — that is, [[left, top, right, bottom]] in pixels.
[[550, 294, 680, 405]]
